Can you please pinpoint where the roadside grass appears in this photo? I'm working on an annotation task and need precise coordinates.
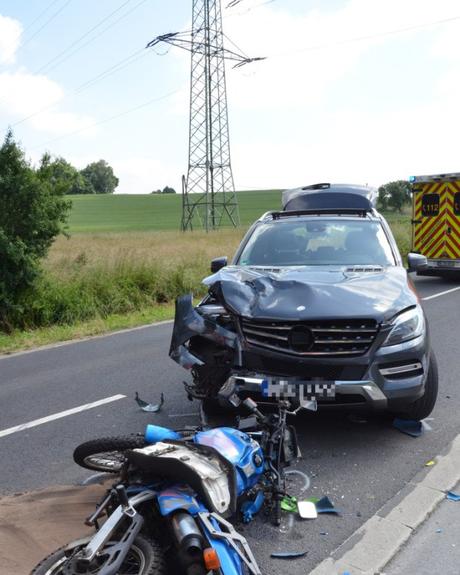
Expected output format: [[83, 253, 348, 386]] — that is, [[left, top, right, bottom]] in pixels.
[[0, 305, 174, 355], [0, 206, 412, 354]]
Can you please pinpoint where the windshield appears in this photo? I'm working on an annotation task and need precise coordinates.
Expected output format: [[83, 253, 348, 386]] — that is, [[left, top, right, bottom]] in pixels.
[[238, 219, 395, 267]]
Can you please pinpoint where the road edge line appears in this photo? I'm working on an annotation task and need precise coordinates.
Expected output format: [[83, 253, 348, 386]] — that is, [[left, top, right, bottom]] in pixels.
[[0, 319, 174, 360], [309, 432, 460, 575]]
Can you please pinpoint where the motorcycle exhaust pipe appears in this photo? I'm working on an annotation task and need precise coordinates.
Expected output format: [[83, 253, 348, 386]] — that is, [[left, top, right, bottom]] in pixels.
[[171, 512, 205, 567]]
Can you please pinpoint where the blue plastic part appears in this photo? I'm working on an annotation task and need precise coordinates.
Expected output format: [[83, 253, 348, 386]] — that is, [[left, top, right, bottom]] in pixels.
[[194, 427, 264, 495], [144, 424, 181, 443], [241, 490, 265, 523], [157, 485, 203, 516], [203, 515, 243, 575]]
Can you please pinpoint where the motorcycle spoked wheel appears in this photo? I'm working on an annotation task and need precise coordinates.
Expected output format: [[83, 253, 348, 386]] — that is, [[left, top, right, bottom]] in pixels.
[[30, 534, 166, 575], [73, 435, 147, 473]]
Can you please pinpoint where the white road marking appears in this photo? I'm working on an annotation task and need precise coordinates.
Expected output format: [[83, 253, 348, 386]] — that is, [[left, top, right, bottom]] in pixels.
[[422, 286, 460, 301], [0, 320, 173, 360], [0, 394, 126, 439]]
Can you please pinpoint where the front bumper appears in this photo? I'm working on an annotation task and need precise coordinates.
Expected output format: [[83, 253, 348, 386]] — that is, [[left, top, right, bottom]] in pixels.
[[169, 295, 430, 412], [225, 334, 429, 411]]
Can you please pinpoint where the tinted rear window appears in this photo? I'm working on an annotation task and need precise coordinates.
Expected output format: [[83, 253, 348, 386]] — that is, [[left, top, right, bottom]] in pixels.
[[238, 220, 395, 267], [454, 192, 460, 216]]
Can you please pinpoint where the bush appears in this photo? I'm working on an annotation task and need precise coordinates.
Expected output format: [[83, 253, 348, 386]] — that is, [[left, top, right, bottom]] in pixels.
[[0, 132, 70, 331]]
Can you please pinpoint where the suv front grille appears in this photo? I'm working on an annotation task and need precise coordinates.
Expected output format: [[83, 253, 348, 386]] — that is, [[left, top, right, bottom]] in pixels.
[[240, 318, 379, 356]]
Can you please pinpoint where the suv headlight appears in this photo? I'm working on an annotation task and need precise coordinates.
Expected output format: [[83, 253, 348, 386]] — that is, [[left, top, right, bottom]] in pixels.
[[383, 305, 425, 347]]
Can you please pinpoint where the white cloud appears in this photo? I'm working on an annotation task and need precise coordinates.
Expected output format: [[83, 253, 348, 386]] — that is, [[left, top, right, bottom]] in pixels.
[[0, 14, 22, 64], [0, 70, 94, 135]]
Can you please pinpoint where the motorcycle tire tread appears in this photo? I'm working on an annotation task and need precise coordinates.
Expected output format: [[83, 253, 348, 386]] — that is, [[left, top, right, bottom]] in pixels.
[[30, 534, 167, 575], [73, 435, 147, 472]]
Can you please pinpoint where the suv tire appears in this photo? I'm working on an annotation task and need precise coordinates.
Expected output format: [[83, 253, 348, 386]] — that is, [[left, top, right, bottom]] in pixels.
[[394, 352, 438, 420]]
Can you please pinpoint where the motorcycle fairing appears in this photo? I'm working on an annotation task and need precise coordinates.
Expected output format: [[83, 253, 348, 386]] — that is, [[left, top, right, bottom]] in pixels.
[[127, 440, 237, 515], [157, 485, 203, 516], [194, 428, 264, 495]]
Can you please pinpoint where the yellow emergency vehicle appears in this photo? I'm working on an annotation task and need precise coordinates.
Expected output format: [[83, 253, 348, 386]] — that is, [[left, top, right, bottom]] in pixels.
[[410, 173, 460, 274]]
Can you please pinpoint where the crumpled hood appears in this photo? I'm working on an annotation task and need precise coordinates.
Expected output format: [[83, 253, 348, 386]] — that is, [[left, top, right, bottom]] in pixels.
[[203, 265, 417, 324]]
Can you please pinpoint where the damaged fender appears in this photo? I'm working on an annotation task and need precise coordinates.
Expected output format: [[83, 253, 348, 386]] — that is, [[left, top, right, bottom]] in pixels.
[[169, 294, 238, 370]]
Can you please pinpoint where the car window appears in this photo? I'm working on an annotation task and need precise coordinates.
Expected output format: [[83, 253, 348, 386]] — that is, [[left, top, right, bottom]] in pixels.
[[238, 219, 395, 266]]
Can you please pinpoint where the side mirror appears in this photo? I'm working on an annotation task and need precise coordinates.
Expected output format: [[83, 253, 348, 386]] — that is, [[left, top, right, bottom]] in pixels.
[[211, 256, 228, 274], [407, 253, 428, 273]]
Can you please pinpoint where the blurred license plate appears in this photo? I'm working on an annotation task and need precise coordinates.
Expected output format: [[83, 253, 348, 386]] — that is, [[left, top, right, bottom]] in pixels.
[[261, 379, 336, 401], [436, 261, 453, 267]]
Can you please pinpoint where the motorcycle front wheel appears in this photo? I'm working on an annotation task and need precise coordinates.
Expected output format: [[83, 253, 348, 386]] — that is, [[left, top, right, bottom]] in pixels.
[[30, 534, 166, 575], [73, 435, 147, 473]]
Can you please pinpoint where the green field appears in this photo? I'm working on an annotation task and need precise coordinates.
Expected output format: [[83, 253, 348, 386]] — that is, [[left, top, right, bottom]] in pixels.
[[68, 190, 282, 233], [0, 193, 412, 353]]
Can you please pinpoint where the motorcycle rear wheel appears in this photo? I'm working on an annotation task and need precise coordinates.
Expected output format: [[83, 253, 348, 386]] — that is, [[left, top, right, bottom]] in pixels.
[[73, 435, 147, 473], [30, 534, 166, 575]]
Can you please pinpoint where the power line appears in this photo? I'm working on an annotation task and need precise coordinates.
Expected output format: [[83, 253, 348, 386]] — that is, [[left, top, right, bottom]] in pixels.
[[21, 0, 63, 36], [5, 48, 149, 132], [19, 0, 74, 52], [34, 0, 134, 75], [37, 0, 151, 76], [28, 88, 180, 152], [271, 14, 460, 58]]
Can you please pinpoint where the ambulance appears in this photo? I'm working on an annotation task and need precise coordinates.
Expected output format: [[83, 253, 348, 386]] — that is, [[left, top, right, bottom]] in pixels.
[[410, 173, 460, 274]]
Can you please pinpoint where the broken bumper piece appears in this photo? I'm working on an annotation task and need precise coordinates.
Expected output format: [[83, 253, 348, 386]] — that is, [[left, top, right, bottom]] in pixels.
[[169, 294, 237, 370]]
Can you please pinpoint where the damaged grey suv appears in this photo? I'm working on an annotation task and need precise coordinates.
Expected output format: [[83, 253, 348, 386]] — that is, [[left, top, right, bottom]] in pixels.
[[170, 183, 438, 420]]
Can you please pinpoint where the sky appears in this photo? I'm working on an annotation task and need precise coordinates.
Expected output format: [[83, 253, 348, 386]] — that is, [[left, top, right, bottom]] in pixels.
[[1, 0, 460, 194]]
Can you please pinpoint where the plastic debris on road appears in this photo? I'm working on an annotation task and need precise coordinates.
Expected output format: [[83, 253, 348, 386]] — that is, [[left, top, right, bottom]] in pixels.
[[436, 528, 443, 533], [315, 496, 340, 514], [393, 418, 423, 437], [280, 495, 298, 513], [271, 550, 308, 559], [135, 391, 165, 412], [425, 460, 436, 467], [446, 491, 460, 501], [297, 501, 317, 519]]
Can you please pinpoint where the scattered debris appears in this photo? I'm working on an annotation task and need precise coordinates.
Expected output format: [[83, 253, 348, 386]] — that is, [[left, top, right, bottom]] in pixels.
[[280, 495, 297, 513], [319, 531, 328, 536], [271, 550, 308, 559], [446, 491, 460, 502], [316, 496, 340, 514], [393, 418, 423, 437], [135, 392, 165, 413], [425, 460, 436, 467], [297, 501, 317, 519], [436, 528, 443, 533]]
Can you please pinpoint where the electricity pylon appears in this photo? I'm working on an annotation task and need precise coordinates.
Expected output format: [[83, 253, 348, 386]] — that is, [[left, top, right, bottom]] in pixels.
[[147, 0, 263, 231]]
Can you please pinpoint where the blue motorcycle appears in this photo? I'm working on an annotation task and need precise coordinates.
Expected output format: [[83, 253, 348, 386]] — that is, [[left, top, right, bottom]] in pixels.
[[30, 392, 302, 575]]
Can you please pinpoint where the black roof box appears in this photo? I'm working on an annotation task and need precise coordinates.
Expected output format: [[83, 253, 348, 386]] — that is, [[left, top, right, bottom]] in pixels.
[[282, 183, 377, 212]]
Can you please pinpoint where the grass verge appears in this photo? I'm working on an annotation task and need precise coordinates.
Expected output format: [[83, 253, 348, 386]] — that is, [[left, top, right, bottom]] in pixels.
[[0, 304, 174, 355]]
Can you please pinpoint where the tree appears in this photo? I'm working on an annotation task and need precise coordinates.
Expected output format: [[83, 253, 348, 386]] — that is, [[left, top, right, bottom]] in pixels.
[[38, 154, 80, 195], [162, 186, 176, 194], [81, 160, 119, 194], [0, 131, 71, 331], [379, 180, 411, 212], [377, 186, 390, 211]]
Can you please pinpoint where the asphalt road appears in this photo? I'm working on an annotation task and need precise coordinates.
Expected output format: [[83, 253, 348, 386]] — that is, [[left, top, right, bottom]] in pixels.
[[1, 275, 459, 574]]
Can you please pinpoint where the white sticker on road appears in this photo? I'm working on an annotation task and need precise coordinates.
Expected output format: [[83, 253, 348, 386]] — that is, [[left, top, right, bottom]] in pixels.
[[422, 286, 460, 301], [0, 394, 126, 439]]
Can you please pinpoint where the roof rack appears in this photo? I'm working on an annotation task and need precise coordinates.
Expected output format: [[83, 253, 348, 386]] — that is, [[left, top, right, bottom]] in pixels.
[[271, 208, 369, 219]]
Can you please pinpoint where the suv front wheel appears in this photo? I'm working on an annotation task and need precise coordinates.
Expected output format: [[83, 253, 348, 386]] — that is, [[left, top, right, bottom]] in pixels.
[[394, 352, 438, 421]]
